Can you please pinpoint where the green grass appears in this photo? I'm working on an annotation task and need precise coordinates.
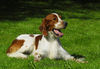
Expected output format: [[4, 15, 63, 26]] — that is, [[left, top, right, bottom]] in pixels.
[[0, 9, 100, 69]]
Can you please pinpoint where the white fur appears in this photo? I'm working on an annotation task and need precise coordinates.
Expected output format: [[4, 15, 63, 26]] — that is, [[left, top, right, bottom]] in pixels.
[[7, 13, 74, 61], [52, 13, 63, 29], [7, 33, 73, 60]]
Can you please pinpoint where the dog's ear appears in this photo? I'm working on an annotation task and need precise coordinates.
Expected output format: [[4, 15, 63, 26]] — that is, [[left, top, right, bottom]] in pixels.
[[39, 18, 48, 36]]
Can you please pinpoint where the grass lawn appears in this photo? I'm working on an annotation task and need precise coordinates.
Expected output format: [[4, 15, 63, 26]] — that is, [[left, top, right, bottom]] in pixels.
[[0, 9, 100, 69]]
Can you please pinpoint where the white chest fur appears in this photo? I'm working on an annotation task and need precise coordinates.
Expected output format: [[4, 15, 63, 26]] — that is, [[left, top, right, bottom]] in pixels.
[[37, 37, 61, 59]]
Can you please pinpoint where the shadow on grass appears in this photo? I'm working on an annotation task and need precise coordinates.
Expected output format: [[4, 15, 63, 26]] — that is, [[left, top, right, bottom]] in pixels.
[[71, 54, 85, 59]]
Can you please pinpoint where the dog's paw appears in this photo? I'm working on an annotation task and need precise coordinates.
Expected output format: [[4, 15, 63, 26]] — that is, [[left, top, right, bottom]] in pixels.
[[73, 58, 88, 63]]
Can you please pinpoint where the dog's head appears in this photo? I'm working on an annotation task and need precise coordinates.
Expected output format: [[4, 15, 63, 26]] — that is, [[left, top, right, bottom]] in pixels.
[[39, 13, 68, 37]]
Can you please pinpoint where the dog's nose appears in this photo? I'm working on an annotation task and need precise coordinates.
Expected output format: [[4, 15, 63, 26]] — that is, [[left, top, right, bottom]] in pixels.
[[64, 22, 68, 29]]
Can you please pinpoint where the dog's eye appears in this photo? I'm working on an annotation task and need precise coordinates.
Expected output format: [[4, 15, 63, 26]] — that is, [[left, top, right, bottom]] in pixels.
[[53, 18, 56, 20]]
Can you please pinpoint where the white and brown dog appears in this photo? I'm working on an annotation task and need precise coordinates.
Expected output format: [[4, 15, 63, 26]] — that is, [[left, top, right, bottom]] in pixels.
[[6, 13, 85, 62]]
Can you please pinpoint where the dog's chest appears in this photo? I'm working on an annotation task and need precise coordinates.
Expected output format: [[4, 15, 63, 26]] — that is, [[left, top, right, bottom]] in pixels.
[[38, 39, 60, 58]]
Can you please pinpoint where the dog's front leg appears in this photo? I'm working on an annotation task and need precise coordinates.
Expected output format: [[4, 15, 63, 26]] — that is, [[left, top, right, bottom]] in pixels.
[[58, 46, 74, 60], [58, 46, 88, 63]]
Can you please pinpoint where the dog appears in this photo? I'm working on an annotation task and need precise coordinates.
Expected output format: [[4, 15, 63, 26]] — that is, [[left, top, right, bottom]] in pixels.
[[6, 13, 86, 63]]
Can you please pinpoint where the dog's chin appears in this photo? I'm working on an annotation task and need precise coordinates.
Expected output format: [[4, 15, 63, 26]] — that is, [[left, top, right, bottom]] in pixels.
[[52, 28, 64, 37]]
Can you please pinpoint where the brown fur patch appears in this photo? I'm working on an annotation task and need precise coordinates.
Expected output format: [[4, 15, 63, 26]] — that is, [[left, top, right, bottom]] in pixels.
[[30, 34, 34, 37], [35, 35, 42, 50], [6, 39, 25, 53]]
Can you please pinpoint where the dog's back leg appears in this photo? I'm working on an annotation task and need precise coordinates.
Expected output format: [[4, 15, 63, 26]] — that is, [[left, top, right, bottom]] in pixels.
[[7, 52, 28, 59]]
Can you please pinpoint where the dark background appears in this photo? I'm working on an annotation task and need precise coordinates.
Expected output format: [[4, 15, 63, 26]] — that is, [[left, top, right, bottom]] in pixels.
[[0, 0, 100, 20]]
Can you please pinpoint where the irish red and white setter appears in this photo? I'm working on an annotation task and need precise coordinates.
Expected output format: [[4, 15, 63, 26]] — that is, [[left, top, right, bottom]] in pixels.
[[6, 13, 86, 63]]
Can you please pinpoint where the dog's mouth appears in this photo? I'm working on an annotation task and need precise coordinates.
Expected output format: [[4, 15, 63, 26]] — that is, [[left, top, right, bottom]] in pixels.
[[52, 28, 64, 37]]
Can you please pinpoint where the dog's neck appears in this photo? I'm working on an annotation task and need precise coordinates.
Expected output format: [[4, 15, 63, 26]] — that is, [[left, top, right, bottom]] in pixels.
[[44, 31, 58, 41]]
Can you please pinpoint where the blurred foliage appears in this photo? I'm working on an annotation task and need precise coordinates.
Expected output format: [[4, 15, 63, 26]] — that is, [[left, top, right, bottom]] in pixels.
[[0, 0, 100, 20]]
